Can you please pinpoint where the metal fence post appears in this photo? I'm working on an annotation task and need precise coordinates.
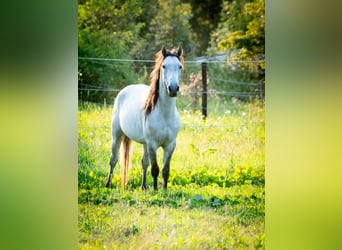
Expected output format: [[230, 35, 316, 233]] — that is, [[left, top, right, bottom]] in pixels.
[[201, 62, 207, 119]]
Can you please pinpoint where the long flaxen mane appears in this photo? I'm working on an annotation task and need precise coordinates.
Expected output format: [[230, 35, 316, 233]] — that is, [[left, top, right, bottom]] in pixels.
[[143, 47, 184, 115]]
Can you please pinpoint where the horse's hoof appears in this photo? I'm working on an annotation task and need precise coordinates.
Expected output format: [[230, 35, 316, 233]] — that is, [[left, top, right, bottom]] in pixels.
[[141, 185, 147, 191], [106, 174, 112, 188]]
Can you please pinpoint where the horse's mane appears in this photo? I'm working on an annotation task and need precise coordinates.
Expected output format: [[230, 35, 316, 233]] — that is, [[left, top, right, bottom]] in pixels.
[[143, 48, 184, 115]]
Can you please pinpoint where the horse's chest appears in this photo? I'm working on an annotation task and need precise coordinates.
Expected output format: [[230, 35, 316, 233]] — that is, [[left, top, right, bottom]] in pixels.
[[145, 117, 180, 146], [155, 125, 176, 141]]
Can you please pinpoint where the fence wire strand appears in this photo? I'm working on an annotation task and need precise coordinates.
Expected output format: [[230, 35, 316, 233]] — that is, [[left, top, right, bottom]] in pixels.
[[210, 77, 260, 86], [78, 123, 265, 130], [79, 56, 264, 64]]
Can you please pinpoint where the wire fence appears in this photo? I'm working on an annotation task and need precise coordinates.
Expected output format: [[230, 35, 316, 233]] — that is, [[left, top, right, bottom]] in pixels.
[[78, 56, 265, 130], [78, 83, 263, 96], [78, 56, 264, 64]]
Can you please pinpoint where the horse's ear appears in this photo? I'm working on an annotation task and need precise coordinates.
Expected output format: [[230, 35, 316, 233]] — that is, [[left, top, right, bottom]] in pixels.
[[162, 47, 167, 57], [177, 47, 183, 58]]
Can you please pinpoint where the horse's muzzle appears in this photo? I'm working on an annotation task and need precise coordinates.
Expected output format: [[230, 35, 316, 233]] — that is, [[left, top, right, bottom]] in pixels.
[[168, 85, 179, 97]]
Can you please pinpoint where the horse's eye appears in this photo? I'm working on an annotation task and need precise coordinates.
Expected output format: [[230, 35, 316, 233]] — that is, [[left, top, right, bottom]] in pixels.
[[162, 65, 165, 69], [179, 66, 182, 69]]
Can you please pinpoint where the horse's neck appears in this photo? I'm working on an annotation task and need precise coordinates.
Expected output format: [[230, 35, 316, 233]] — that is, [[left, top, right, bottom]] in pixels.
[[156, 77, 176, 117]]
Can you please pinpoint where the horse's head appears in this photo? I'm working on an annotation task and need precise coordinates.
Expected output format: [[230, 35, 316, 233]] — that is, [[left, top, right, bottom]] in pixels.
[[161, 47, 183, 97]]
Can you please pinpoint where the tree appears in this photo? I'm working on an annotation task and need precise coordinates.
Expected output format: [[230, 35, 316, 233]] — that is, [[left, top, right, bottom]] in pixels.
[[78, 0, 146, 102], [207, 0, 265, 101], [125, 0, 194, 60], [147, 0, 194, 58], [209, 0, 265, 66], [181, 0, 223, 56]]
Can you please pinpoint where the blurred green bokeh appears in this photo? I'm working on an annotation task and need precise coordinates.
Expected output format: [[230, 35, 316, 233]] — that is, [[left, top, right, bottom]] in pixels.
[[0, 1, 77, 249], [266, 0, 342, 249]]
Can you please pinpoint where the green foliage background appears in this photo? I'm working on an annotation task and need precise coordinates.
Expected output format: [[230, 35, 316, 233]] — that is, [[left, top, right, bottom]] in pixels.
[[78, 0, 265, 104]]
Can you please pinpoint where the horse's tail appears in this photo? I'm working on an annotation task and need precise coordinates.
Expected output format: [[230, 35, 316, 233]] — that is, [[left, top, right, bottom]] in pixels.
[[120, 135, 133, 189]]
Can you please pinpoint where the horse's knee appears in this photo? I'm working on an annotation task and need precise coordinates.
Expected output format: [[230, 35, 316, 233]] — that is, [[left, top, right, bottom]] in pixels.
[[162, 166, 169, 180], [141, 156, 149, 170], [151, 164, 159, 178]]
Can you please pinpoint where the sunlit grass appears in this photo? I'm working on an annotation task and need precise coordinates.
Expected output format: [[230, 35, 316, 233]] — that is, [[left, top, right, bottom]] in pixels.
[[79, 202, 264, 249], [78, 100, 264, 249]]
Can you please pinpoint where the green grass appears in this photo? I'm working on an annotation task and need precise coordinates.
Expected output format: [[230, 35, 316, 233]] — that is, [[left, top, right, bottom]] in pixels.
[[78, 100, 265, 249]]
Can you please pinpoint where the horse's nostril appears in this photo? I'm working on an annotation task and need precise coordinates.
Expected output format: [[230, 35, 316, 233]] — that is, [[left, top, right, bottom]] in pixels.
[[168, 86, 171, 92], [176, 86, 179, 91]]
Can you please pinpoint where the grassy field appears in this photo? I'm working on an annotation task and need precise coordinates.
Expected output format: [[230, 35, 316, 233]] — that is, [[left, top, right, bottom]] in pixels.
[[78, 99, 265, 249]]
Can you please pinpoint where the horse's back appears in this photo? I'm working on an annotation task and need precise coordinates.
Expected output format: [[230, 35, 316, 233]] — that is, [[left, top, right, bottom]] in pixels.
[[113, 84, 149, 143]]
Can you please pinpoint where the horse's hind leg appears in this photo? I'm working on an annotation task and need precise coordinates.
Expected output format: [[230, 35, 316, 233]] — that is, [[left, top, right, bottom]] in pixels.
[[141, 144, 149, 190], [105, 131, 123, 188]]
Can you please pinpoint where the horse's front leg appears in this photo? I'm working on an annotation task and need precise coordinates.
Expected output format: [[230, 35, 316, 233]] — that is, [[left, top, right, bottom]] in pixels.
[[147, 143, 159, 191], [162, 140, 176, 190]]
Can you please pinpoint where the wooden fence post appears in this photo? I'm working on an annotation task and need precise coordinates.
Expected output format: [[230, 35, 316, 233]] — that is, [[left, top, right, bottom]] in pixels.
[[201, 62, 207, 119], [259, 80, 263, 100]]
